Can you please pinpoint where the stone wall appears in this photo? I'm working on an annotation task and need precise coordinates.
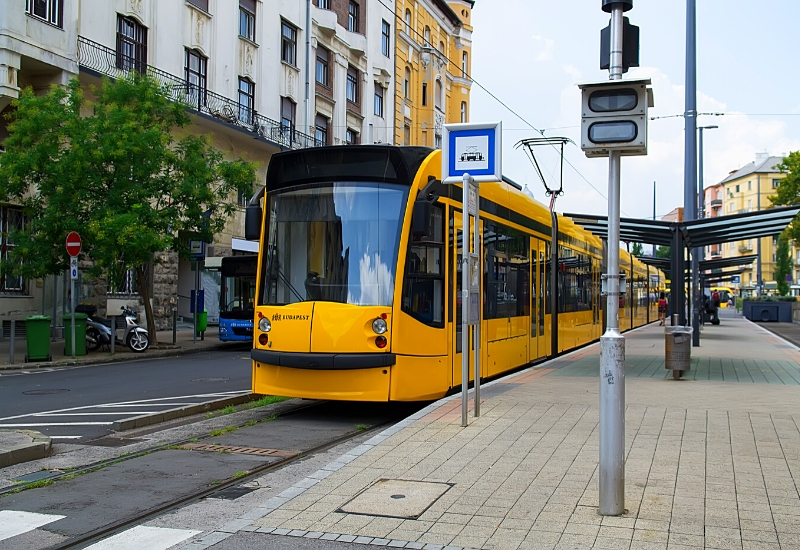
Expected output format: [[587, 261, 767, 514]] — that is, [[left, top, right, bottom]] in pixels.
[[151, 251, 179, 331]]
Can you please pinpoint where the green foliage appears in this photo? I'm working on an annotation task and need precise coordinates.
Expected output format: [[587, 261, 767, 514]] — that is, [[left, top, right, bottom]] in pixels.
[[0, 75, 256, 342], [631, 242, 644, 256], [247, 395, 290, 409], [769, 151, 800, 242], [656, 246, 671, 259], [775, 232, 793, 296]]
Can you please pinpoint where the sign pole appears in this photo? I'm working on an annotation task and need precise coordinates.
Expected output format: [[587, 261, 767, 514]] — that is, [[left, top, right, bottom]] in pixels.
[[472, 177, 481, 419], [70, 275, 76, 359], [65, 232, 82, 360], [599, 1, 626, 516]]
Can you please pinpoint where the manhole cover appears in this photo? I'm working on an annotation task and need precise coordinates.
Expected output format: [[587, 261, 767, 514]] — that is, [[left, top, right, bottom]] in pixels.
[[22, 389, 69, 395], [84, 437, 146, 447], [338, 479, 453, 519], [190, 378, 229, 383]]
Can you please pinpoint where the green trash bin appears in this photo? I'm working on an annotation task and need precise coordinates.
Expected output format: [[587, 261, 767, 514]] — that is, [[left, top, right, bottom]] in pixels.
[[197, 309, 208, 333], [25, 315, 52, 362], [63, 313, 88, 357]]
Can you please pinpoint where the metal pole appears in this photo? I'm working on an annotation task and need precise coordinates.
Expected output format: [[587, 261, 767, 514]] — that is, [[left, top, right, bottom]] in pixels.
[[70, 276, 76, 359], [692, 126, 705, 346], [461, 173, 470, 427], [193, 261, 198, 344], [685, 0, 697, 334], [9, 319, 15, 365], [652, 181, 657, 257], [473, 177, 481, 419], [599, 2, 625, 517], [52, 274, 57, 341], [173, 308, 177, 345], [110, 316, 115, 356], [757, 174, 762, 297]]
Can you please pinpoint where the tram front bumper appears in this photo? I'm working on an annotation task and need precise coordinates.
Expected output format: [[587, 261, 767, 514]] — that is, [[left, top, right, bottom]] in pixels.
[[251, 349, 396, 370]]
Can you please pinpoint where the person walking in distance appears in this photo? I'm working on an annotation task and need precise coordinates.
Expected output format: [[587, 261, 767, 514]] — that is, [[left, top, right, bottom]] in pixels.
[[658, 292, 667, 326]]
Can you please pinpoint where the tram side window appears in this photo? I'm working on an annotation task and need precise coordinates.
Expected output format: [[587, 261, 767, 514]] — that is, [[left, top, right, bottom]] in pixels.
[[557, 247, 592, 313], [402, 203, 445, 327], [484, 222, 529, 319]]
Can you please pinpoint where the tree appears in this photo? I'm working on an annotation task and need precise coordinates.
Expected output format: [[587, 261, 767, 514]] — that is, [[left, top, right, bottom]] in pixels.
[[656, 246, 671, 259], [769, 151, 800, 242], [775, 232, 793, 296], [0, 76, 256, 345], [631, 242, 644, 256]]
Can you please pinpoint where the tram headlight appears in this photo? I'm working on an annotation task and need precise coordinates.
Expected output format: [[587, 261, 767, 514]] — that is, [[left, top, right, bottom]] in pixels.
[[258, 317, 271, 332], [372, 318, 387, 334]]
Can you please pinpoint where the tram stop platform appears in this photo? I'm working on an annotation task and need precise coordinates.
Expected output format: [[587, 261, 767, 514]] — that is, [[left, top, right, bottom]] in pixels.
[[201, 308, 800, 550]]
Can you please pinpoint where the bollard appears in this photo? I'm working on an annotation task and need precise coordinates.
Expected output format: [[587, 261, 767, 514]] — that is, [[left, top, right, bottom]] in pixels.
[[110, 316, 115, 356], [9, 319, 15, 365], [670, 314, 679, 326], [172, 309, 177, 345]]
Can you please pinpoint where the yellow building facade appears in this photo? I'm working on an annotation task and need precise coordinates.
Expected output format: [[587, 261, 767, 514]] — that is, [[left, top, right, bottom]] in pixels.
[[717, 154, 787, 294], [394, 0, 473, 147]]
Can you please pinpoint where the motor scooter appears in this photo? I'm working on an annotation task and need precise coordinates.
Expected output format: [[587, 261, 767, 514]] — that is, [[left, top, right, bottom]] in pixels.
[[85, 306, 150, 353]]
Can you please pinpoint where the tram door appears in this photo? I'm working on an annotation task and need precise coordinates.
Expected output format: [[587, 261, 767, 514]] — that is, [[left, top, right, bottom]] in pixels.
[[451, 211, 481, 388], [530, 238, 545, 360]]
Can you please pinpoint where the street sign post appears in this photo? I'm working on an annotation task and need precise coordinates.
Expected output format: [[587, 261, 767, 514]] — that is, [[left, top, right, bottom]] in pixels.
[[442, 122, 502, 427], [65, 231, 81, 360]]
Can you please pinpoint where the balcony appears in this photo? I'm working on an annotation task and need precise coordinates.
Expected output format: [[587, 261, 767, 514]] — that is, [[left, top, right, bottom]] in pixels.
[[76, 37, 319, 150], [710, 199, 722, 209], [710, 250, 722, 259], [738, 244, 753, 253]]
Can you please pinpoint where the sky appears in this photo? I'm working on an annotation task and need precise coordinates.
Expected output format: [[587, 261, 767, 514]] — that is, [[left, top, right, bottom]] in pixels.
[[469, 0, 800, 220]]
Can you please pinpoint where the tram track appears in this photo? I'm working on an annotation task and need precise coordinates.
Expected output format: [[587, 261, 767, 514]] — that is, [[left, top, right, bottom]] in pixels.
[[3, 400, 417, 550]]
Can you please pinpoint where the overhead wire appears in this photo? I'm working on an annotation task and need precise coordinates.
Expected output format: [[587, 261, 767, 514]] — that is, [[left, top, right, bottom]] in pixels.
[[374, 0, 627, 213]]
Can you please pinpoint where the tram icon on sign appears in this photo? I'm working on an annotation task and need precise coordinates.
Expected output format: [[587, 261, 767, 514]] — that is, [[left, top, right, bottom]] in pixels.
[[460, 146, 484, 162]]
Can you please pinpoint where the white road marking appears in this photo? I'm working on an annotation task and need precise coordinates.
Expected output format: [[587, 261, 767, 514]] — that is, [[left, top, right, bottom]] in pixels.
[[32, 412, 159, 416], [49, 435, 83, 439], [0, 422, 112, 427], [0, 391, 248, 422], [83, 526, 201, 550], [0, 510, 65, 542]]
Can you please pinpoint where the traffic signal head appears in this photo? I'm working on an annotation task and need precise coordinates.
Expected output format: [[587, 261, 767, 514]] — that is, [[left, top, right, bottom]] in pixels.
[[578, 78, 653, 158]]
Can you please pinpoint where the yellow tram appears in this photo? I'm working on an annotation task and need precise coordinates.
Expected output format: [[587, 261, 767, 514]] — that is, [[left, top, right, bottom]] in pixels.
[[247, 146, 665, 401]]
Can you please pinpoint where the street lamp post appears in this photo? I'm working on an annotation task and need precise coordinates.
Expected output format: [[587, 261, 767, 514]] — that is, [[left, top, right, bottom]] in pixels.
[[693, 125, 718, 345]]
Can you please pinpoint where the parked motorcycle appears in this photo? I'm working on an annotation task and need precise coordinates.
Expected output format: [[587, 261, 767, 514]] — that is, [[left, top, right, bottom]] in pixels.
[[85, 306, 150, 353]]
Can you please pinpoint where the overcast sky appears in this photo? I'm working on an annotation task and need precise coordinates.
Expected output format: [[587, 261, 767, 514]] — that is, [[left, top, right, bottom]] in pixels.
[[469, 1, 800, 220]]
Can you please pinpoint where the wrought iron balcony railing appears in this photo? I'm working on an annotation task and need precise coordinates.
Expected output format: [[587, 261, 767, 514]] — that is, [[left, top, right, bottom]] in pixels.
[[77, 36, 321, 150]]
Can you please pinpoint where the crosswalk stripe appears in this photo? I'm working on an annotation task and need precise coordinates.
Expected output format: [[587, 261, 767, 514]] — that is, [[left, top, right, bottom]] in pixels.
[[0, 510, 65, 542], [84, 526, 201, 550]]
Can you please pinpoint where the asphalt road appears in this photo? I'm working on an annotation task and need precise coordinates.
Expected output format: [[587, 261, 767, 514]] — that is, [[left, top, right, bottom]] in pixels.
[[0, 350, 252, 441]]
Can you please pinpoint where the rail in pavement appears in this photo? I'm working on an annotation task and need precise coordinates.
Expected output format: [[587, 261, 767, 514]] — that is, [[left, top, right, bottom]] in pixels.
[[176, 312, 800, 550]]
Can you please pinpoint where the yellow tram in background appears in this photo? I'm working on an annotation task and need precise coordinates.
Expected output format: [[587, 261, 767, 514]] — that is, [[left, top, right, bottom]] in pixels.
[[246, 146, 666, 402]]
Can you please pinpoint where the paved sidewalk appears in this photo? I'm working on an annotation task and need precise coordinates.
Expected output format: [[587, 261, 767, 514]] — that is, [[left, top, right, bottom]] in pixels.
[[196, 314, 800, 550], [0, 322, 245, 369]]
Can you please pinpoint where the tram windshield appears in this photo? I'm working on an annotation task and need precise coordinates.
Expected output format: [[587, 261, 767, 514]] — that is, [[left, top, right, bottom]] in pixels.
[[260, 182, 409, 307]]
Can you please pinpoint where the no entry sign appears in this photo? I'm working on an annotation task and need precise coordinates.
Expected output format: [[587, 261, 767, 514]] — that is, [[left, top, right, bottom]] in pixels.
[[65, 231, 82, 257]]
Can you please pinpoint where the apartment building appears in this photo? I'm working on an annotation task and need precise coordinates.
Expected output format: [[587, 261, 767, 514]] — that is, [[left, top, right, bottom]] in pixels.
[[0, 0, 398, 328], [394, 0, 473, 147]]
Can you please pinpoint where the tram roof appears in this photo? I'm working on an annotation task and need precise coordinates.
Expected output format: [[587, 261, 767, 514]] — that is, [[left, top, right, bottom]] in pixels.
[[566, 205, 800, 249]]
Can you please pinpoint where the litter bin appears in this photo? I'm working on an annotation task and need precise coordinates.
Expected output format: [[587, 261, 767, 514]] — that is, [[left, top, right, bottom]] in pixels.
[[63, 313, 88, 357], [665, 325, 692, 379], [197, 309, 208, 333], [25, 315, 52, 362]]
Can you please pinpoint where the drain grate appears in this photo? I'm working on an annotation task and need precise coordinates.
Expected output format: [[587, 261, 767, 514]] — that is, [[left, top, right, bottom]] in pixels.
[[338, 479, 453, 520], [84, 437, 146, 447], [182, 443, 299, 458]]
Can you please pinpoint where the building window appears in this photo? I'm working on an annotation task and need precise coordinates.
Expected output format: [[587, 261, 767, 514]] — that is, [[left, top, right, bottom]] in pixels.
[[461, 101, 467, 123], [346, 66, 359, 104], [381, 20, 391, 57], [439, 41, 445, 54], [186, 0, 209, 12], [404, 9, 411, 34], [116, 15, 148, 73], [424, 26, 431, 45], [281, 97, 296, 142], [773, 179, 781, 188], [108, 268, 138, 296], [374, 84, 384, 117], [404, 67, 411, 100], [462, 52, 468, 77], [0, 206, 24, 293], [317, 0, 330, 8], [404, 124, 410, 146], [434, 134, 442, 149], [184, 49, 207, 109], [346, 129, 359, 145], [281, 21, 297, 66], [348, 1, 359, 33], [239, 0, 256, 41], [434, 78, 443, 111], [25, 0, 63, 27], [748, 181, 752, 191], [314, 114, 328, 146], [735, 184, 740, 192], [315, 47, 329, 87], [422, 82, 427, 106], [238, 77, 255, 125]]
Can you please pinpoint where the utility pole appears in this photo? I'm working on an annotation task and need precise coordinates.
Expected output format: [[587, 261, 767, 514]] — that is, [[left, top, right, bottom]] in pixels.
[[757, 174, 762, 296], [685, 0, 698, 333], [653, 181, 657, 256]]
